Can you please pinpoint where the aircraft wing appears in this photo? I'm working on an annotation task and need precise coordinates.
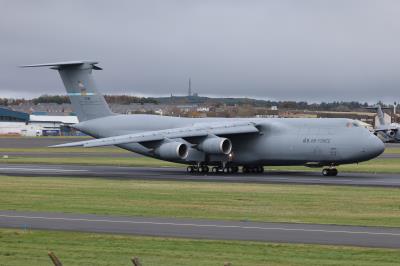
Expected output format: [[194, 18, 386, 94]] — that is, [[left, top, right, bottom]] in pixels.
[[50, 121, 259, 148]]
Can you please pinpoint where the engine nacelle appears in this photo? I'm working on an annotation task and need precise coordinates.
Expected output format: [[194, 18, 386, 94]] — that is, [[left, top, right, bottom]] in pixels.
[[154, 142, 189, 160], [388, 130, 396, 137], [197, 137, 232, 155]]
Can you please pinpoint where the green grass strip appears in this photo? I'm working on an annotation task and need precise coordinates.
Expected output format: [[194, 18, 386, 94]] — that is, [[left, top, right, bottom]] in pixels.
[[1, 175, 400, 227], [1, 229, 400, 266]]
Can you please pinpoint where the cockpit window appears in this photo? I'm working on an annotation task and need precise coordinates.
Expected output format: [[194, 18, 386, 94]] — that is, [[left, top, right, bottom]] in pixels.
[[346, 121, 360, 128]]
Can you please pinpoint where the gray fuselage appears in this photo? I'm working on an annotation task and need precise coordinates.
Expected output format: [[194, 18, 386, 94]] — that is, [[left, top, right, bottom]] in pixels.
[[74, 114, 384, 167]]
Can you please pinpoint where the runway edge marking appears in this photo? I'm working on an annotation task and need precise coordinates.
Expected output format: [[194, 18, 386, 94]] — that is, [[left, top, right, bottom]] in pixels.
[[1, 214, 400, 237]]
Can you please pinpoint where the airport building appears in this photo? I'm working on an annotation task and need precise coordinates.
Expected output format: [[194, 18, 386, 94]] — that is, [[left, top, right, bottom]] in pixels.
[[0, 107, 79, 136]]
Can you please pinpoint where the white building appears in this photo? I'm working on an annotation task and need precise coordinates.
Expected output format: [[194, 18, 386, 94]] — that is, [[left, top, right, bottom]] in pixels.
[[0, 107, 79, 136]]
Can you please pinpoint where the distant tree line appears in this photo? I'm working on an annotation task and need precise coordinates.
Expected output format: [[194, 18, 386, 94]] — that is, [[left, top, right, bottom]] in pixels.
[[0, 98, 27, 106], [0, 94, 159, 106], [33, 95, 70, 104], [104, 95, 158, 105], [0, 95, 387, 112], [156, 96, 372, 112]]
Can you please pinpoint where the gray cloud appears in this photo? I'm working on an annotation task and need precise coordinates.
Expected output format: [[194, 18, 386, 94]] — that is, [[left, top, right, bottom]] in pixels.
[[1, 0, 400, 103]]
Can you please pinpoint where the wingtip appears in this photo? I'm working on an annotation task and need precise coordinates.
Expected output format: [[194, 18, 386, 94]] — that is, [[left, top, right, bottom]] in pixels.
[[48, 144, 66, 148], [48, 142, 85, 148]]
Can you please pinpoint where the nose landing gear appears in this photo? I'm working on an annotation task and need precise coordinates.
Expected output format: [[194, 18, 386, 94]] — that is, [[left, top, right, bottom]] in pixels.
[[322, 168, 338, 176]]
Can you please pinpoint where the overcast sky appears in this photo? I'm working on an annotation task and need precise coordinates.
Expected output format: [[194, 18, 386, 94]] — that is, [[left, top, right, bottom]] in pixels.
[[1, 0, 400, 103]]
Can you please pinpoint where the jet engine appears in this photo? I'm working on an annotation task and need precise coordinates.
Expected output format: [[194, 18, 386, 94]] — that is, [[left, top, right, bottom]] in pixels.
[[154, 142, 189, 160], [197, 137, 232, 155]]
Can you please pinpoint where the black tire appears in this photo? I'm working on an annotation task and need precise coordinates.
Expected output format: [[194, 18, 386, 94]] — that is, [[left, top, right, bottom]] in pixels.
[[202, 166, 209, 173], [322, 169, 329, 176], [187, 166, 194, 173], [258, 166, 264, 173], [330, 169, 338, 176]]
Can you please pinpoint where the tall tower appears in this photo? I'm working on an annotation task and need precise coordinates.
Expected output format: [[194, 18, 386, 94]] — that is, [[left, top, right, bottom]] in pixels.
[[188, 78, 192, 97]]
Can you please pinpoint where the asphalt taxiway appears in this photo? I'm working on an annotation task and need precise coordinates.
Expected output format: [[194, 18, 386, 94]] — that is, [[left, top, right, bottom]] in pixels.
[[0, 163, 399, 187], [1, 210, 399, 248]]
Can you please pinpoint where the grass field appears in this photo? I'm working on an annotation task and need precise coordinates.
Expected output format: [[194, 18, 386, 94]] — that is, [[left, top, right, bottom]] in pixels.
[[0, 147, 129, 153], [1, 175, 400, 227], [385, 148, 400, 154], [1, 229, 400, 266], [0, 156, 180, 167], [272, 158, 400, 174]]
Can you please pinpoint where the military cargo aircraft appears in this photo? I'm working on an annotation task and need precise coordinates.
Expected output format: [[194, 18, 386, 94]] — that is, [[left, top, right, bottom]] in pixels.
[[369, 105, 400, 143], [23, 61, 384, 176]]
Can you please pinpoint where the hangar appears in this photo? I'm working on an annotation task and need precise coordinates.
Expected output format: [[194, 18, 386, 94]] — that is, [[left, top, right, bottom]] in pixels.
[[0, 107, 78, 136]]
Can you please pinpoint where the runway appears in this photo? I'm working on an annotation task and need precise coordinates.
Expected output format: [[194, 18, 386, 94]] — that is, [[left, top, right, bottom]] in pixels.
[[1, 210, 399, 248], [0, 163, 399, 187]]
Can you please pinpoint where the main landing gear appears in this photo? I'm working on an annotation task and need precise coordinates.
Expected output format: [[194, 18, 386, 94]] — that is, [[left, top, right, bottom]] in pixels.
[[187, 165, 240, 174], [186, 164, 264, 174], [242, 165, 264, 174], [322, 168, 338, 176], [186, 165, 209, 173]]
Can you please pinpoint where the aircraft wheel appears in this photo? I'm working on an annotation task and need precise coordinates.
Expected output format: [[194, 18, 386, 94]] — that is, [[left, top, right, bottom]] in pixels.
[[212, 166, 220, 173], [322, 168, 338, 176], [232, 166, 239, 173], [257, 166, 264, 173], [322, 168, 329, 176], [202, 166, 209, 173], [187, 166, 194, 173], [242, 166, 248, 174]]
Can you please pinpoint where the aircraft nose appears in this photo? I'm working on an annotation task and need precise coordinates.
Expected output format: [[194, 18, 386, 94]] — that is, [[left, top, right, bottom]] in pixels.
[[364, 134, 385, 159]]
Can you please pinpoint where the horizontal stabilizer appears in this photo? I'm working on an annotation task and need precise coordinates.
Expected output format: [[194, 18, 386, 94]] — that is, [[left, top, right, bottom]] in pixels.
[[21, 61, 102, 70]]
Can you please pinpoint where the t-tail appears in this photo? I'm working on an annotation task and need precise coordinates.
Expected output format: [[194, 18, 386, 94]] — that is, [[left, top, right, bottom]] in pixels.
[[376, 105, 386, 126], [366, 104, 387, 127], [21, 61, 114, 121]]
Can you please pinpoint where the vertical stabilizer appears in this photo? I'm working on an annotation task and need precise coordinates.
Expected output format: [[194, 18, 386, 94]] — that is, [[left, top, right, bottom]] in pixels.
[[376, 105, 386, 127], [22, 61, 114, 121]]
